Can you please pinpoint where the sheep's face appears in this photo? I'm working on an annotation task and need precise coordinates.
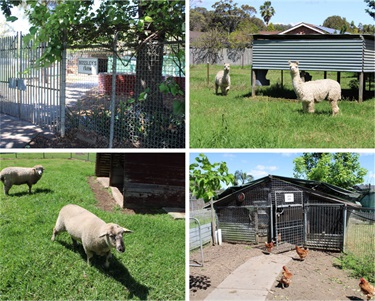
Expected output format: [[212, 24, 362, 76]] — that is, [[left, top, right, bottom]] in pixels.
[[34, 165, 44, 176], [101, 223, 132, 253]]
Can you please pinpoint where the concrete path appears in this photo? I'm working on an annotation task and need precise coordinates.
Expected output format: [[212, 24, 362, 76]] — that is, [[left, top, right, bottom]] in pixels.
[[204, 251, 293, 301], [0, 113, 53, 148]]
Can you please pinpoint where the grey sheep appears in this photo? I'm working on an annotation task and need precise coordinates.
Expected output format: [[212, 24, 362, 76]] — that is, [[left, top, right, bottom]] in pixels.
[[51, 204, 132, 268], [215, 63, 231, 95], [0, 165, 44, 195]]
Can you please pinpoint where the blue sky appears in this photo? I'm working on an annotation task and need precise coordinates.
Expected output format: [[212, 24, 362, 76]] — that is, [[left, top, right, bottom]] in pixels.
[[193, 0, 374, 26], [189, 151, 375, 186]]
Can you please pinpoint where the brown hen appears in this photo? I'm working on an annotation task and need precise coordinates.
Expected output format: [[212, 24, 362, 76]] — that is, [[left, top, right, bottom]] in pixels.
[[264, 241, 274, 253], [295, 245, 308, 260], [359, 278, 375, 300], [280, 265, 293, 288]]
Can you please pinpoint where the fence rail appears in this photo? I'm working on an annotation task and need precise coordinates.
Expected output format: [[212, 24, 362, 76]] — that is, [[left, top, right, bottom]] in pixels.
[[0, 152, 96, 162], [190, 209, 212, 250]]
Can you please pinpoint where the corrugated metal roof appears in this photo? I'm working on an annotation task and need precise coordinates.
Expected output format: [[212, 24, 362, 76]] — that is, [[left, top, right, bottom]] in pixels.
[[252, 35, 374, 72], [211, 175, 362, 207]]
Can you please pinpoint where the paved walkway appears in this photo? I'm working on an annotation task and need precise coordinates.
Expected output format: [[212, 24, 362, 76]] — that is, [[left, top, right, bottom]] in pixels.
[[0, 113, 53, 148], [205, 251, 293, 301]]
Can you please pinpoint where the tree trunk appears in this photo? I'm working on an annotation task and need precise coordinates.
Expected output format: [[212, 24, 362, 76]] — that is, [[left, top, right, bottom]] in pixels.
[[210, 198, 217, 245]]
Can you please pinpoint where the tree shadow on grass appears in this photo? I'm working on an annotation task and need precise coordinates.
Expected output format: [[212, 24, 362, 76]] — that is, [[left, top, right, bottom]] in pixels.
[[57, 240, 149, 300]]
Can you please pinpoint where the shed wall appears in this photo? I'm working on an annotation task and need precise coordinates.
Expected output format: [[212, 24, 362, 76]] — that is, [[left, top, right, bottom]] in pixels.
[[252, 37, 367, 72], [122, 153, 185, 208], [364, 38, 375, 73]]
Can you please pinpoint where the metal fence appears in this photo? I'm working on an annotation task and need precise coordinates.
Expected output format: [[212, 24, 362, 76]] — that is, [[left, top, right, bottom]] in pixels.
[[63, 41, 185, 148], [0, 33, 185, 148], [0, 33, 61, 131], [345, 207, 375, 259], [190, 209, 212, 251]]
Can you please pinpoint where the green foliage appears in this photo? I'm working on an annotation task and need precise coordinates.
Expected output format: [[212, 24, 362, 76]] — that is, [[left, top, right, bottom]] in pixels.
[[190, 153, 234, 202], [349, 79, 359, 90], [4, 1, 184, 68], [338, 253, 375, 283], [234, 170, 254, 185], [259, 1, 275, 26], [293, 153, 368, 189], [364, 0, 375, 19], [0, 157, 184, 300]]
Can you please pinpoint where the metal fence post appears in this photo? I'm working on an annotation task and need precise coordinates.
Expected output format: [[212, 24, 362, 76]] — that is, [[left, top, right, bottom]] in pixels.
[[60, 42, 67, 137], [109, 32, 118, 148], [342, 204, 347, 253]]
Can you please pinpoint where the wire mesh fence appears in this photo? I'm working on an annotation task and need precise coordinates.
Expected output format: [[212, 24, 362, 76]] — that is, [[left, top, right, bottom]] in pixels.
[[0, 152, 96, 162], [64, 41, 185, 148], [0, 33, 185, 148], [345, 207, 375, 260]]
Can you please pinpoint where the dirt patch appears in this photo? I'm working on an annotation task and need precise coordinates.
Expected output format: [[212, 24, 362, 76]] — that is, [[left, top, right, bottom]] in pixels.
[[27, 128, 137, 148], [88, 176, 135, 214], [190, 243, 364, 300]]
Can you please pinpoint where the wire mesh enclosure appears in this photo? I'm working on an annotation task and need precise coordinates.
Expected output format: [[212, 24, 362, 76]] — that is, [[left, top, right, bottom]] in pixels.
[[305, 204, 345, 251], [0, 33, 61, 131], [345, 207, 375, 259], [216, 206, 270, 244], [64, 41, 185, 148], [212, 176, 370, 254]]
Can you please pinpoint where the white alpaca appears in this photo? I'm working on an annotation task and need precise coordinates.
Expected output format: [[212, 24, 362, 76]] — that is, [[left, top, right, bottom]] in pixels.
[[288, 61, 340, 115], [215, 63, 231, 95]]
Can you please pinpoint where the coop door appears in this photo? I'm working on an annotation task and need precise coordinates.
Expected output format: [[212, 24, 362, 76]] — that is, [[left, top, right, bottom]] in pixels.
[[273, 191, 304, 248]]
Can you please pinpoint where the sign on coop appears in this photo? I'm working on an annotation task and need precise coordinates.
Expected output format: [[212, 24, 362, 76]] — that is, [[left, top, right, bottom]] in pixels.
[[78, 58, 98, 75]]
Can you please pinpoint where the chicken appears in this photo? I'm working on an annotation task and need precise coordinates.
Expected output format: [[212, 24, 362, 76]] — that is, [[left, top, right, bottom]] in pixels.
[[265, 241, 274, 253], [359, 278, 375, 300], [279, 265, 293, 288], [277, 232, 282, 243], [295, 245, 309, 260]]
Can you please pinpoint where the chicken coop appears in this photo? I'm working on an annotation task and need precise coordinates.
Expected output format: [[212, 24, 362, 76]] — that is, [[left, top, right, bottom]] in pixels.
[[209, 175, 363, 252]]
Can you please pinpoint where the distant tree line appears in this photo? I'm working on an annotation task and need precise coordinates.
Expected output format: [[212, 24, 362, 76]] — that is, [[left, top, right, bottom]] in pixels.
[[191, 0, 375, 51]]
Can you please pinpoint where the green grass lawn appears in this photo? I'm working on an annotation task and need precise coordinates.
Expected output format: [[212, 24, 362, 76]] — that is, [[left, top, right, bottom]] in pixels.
[[190, 64, 375, 148], [0, 156, 185, 300]]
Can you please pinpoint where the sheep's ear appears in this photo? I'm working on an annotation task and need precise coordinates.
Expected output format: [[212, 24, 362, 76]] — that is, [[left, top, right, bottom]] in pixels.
[[122, 227, 133, 234], [296, 61, 299, 65], [288, 60, 291, 64], [98, 231, 108, 238]]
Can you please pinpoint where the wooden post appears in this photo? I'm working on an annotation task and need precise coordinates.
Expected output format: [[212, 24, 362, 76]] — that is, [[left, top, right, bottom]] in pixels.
[[252, 69, 256, 97], [337, 71, 341, 84], [359, 72, 364, 102], [281, 70, 284, 87], [324, 71, 327, 79]]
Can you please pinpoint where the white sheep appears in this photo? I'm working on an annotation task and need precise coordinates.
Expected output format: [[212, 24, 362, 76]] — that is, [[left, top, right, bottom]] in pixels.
[[0, 165, 44, 195], [51, 204, 132, 268], [215, 63, 231, 95], [288, 61, 340, 115]]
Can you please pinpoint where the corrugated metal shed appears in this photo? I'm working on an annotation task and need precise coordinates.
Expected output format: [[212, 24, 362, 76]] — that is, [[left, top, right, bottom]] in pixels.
[[252, 34, 374, 72]]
